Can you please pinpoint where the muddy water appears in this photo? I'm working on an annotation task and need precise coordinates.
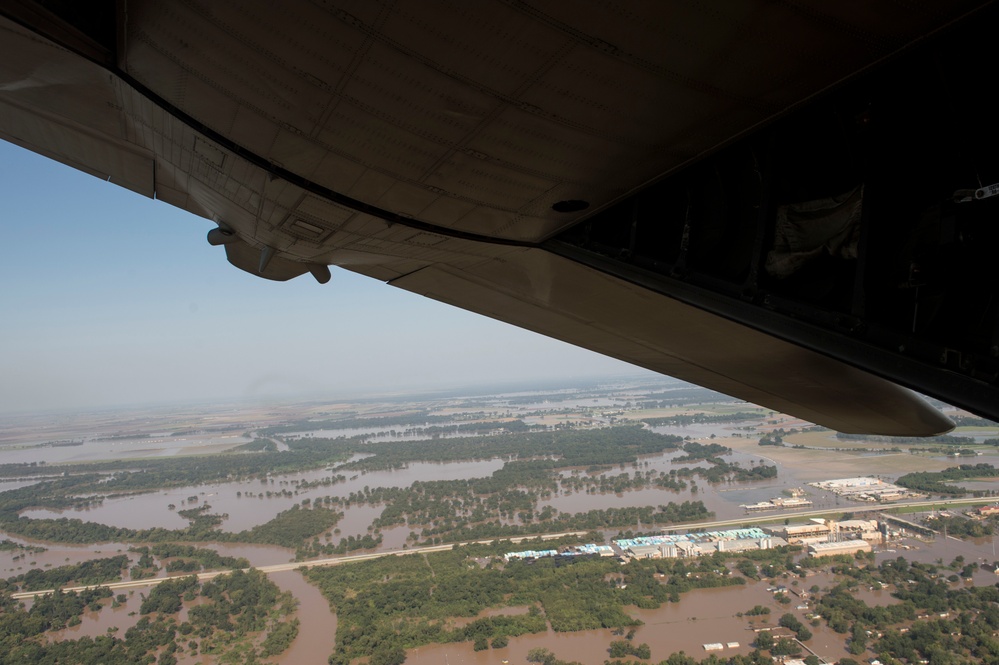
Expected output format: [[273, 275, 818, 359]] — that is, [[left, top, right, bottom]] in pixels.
[[0, 533, 134, 576], [875, 536, 999, 585], [0, 433, 252, 465], [402, 535, 999, 665], [923, 451, 999, 470], [945, 430, 999, 443], [269, 570, 338, 663], [0, 529, 294, 574], [404, 578, 851, 665], [543, 444, 821, 523], [650, 424, 746, 440], [11, 492, 999, 663], [334, 503, 388, 538], [541, 487, 695, 514], [0, 478, 42, 494], [40, 570, 336, 664], [16, 443, 823, 545], [955, 477, 999, 493], [15, 536, 995, 665], [45, 587, 146, 641], [376, 525, 413, 550], [199, 542, 296, 567], [21, 458, 506, 532]]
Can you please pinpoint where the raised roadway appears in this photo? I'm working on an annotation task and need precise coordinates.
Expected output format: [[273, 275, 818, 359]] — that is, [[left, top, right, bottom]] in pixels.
[[9, 530, 589, 600], [11, 495, 993, 600]]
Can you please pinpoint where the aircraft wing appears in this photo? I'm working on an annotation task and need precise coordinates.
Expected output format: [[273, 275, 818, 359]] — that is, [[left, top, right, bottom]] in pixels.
[[4, 1, 998, 435]]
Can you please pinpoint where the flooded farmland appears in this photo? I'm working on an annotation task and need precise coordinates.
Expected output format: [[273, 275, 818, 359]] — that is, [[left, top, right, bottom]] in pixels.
[[20, 457, 507, 531], [2, 381, 998, 665]]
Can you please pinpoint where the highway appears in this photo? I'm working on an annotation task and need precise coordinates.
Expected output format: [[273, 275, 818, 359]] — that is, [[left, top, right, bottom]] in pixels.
[[9, 530, 589, 600], [11, 495, 993, 600]]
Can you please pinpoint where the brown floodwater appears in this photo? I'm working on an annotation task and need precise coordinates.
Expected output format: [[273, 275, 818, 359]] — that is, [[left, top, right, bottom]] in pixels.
[[11, 440, 858, 567], [15, 534, 998, 665], [875, 535, 999, 585], [541, 447, 811, 523], [324, 503, 415, 549], [45, 587, 146, 641], [268, 570, 338, 664], [14, 423, 999, 665], [0, 533, 134, 577], [0, 479, 42, 493], [20, 457, 507, 532], [13, 396, 999, 663], [0, 529, 295, 580], [39, 569, 337, 664], [403, 535, 999, 665], [198, 541, 296, 567], [0, 433, 253, 465], [404, 577, 853, 665]]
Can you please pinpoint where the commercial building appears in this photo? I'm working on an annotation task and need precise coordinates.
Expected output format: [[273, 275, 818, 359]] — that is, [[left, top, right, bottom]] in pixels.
[[503, 544, 614, 561], [765, 520, 831, 545], [619, 528, 781, 559], [506, 528, 787, 562], [833, 519, 883, 543], [809, 477, 916, 502], [808, 539, 872, 557], [740, 497, 813, 512]]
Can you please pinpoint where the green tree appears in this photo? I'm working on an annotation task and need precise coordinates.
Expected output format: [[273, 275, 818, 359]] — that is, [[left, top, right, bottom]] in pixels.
[[771, 638, 801, 656], [371, 647, 406, 665], [527, 648, 556, 665]]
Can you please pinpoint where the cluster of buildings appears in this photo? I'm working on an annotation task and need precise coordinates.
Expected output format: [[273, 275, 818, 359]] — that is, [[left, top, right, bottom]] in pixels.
[[617, 528, 781, 559], [504, 543, 614, 561], [703, 642, 740, 651], [740, 496, 813, 512], [504, 528, 785, 562], [810, 476, 916, 502], [504, 501, 891, 564], [763, 518, 883, 556]]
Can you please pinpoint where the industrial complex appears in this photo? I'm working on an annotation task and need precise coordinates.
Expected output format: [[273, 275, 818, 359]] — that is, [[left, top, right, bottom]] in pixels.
[[809, 477, 920, 502], [501, 478, 922, 564], [505, 518, 886, 562]]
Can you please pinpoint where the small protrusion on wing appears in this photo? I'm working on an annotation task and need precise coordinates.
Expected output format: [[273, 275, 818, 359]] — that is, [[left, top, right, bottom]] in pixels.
[[206, 223, 330, 283]]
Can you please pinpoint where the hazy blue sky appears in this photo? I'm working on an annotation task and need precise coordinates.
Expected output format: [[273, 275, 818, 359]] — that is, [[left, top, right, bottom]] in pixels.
[[0, 140, 651, 413]]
